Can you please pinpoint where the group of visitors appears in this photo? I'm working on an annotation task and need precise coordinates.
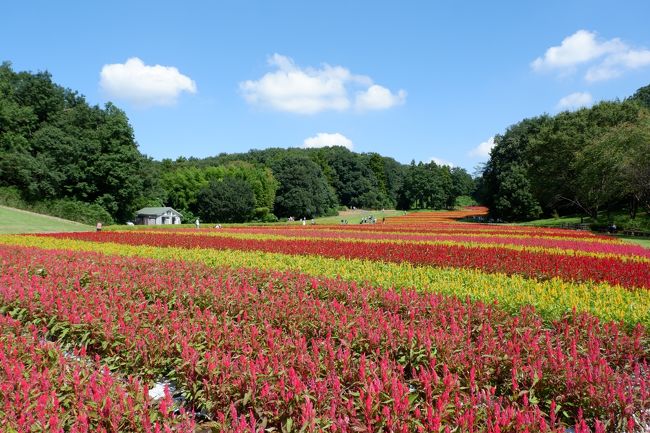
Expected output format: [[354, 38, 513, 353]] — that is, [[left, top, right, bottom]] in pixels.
[[360, 215, 378, 224], [287, 216, 315, 225]]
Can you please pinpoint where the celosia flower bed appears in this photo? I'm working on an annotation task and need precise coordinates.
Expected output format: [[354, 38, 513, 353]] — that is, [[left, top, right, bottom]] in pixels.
[[2, 234, 649, 327], [182, 223, 614, 240], [0, 314, 195, 433], [139, 228, 650, 261], [0, 209, 648, 432], [38, 231, 650, 289], [0, 245, 647, 432]]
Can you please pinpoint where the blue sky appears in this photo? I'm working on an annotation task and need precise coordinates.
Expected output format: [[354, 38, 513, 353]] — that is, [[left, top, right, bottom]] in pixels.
[[3, 1, 650, 172]]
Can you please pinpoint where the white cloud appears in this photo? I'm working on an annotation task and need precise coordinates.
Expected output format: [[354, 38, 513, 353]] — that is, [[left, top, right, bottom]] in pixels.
[[355, 85, 406, 111], [100, 57, 196, 107], [531, 30, 650, 82], [556, 92, 593, 110], [240, 54, 406, 114], [531, 30, 623, 71], [429, 157, 455, 167], [585, 49, 650, 82], [302, 132, 353, 150], [468, 136, 496, 158]]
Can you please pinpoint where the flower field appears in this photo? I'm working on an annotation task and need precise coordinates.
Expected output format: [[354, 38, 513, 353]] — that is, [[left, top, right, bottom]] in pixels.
[[0, 208, 648, 432]]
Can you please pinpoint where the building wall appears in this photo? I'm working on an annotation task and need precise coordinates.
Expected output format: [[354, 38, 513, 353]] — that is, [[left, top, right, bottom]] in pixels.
[[136, 212, 182, 225]]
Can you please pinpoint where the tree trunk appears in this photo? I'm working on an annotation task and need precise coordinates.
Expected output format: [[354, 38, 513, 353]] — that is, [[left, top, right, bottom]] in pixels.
[[629, 196, 638, 219]]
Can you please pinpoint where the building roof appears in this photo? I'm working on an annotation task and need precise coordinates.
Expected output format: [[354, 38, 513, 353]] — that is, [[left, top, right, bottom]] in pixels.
[[135, 207, 182, 217]]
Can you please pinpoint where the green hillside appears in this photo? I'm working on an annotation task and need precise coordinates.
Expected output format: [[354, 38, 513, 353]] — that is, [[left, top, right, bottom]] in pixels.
[[0, 206, 92, 234]]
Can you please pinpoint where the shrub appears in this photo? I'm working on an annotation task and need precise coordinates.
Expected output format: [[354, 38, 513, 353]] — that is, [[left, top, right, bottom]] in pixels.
[[0, 187, 24, 208], [33, 200, 115, 225], [253, 207, 278, 222]]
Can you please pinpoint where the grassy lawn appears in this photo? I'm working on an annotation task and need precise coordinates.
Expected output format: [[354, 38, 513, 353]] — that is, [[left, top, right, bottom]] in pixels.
[[514, 211, 650, 231], [620, 237, 650, 249], [514, 216, 585, 227], [313, 209, 404, 225], [0, 206, 92, 234], [508, 212, 650, 249]]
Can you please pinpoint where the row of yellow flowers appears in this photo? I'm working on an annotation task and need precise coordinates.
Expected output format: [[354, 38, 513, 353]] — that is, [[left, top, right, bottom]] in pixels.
[[138, 229, 650, 263], [2, 234, 648, 328]]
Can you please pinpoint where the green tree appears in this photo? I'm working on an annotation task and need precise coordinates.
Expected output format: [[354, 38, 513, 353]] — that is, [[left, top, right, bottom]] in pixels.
[[196, 177, 256, 223], [481, 116, 548, 219], [160, 161, 277, 219], [396, 161, 454, 210], [0, 62, 158, 222], [629, 84, 650, 109], [160, 166, 207, 214], [478, 88, 649, 221], [450, 167, 475, 206], [203, 161, 277, 209], [494, 164, 542, 220], [270, 155, 337, 218], [602, 114, 650, 218]]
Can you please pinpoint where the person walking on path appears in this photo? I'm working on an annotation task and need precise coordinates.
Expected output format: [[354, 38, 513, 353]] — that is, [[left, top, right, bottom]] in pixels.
[[195, 218, 200, 229]]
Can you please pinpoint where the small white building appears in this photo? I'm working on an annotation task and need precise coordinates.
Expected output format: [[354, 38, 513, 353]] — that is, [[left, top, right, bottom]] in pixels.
[[135, 207, 183, 225]]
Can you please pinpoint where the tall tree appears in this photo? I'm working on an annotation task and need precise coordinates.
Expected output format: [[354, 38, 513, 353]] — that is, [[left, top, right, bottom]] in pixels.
[[160, 162, 277, 220], [270, 154, 338, 218], [629, 84, 650, 109], [0, 62, 157, 222], [196, 177, 256, 223], [479, 85, 649, 221]]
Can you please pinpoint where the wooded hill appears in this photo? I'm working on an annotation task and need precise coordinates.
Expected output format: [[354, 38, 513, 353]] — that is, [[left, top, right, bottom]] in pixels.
[[0, 62, 474, 224], [478, 84, 650, 224]]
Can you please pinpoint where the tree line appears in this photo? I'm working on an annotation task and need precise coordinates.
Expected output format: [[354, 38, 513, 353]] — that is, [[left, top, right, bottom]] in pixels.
[[477, 84, 650, 223], [158, 147, 475, 222], [0, 62, 475, 224]]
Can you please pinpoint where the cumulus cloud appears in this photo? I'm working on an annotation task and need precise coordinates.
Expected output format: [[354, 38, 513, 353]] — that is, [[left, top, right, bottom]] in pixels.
[[429, 157, 455, 167], [302, 132, 353, 150], [355, 85, 406, 111], [468, 136, 496, 158], [531, 30, 650, 81], [240, 54, 406, 114], [556, 92, 593, 110], [531, 30, 623, 71], [586, 49, 650, 82], [100, 57, 197, 107]]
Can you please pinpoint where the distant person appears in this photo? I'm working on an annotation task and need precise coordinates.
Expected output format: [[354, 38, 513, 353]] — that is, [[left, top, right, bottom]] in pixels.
[[195, 218, 200, 229], [302, 217, 306, 226], [96, 222, 102, 232]]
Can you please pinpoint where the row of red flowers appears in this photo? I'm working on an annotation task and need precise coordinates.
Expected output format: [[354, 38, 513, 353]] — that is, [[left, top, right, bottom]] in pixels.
[[41, 231, 650, 289], [1, 245, 647, 432]]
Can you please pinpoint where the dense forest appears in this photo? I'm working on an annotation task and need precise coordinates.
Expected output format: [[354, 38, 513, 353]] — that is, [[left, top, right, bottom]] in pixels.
[[165, 147, 475, 222], [0, 62, 162, 224], [478, 84, 650, 225], [0, 62, 475, 224]]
